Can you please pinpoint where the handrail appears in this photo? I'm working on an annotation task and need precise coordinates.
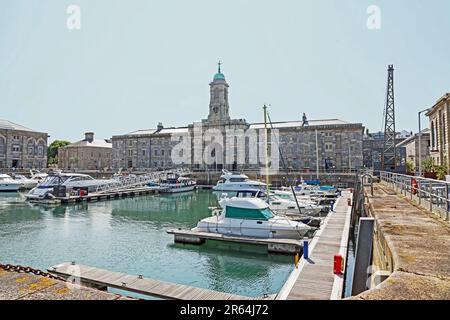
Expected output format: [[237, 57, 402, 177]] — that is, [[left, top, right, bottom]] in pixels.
[[93, 168, 192, 194], [378, 171, 449, 221]]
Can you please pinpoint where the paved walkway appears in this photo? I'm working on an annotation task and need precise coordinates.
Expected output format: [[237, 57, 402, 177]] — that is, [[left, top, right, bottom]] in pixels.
[[0, 268, 125, 300], [353, 183, 450, 300]]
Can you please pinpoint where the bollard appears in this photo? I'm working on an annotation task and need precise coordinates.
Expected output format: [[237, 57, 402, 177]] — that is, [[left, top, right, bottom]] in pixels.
[[303, 240, 309, 260], [347, 198, 351, 206], [294, 253, 300, 268]]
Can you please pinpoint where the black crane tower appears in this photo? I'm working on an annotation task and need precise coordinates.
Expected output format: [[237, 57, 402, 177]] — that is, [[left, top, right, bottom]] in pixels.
[[381, 64, 397, 171]]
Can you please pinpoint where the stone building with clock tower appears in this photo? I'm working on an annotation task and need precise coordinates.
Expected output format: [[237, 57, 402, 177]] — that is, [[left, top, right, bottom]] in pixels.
[[112, 63, 364, 172]]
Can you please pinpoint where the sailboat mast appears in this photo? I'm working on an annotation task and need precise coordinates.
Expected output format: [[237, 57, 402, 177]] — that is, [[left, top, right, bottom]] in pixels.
[[263, 104, 270, 198]]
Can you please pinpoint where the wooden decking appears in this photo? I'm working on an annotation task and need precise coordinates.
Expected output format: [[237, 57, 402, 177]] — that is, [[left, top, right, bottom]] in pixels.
[[278, 192, 352, 300], [49, 262, 273, 300]]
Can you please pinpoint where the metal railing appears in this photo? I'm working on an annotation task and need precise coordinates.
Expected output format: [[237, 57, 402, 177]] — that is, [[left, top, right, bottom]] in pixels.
[[379, 171, 450, 221], [94, 168, 192, 194]]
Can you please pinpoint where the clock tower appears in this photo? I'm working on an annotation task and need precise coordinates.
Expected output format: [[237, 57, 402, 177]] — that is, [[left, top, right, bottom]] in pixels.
[[207, 61, 230, 123]]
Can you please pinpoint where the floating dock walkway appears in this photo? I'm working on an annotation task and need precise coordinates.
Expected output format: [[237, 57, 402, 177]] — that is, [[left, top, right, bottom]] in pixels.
[[277, 192, 352, 300], [49, 262, 274, 300], [167, 229, 305, 254], [56, 186, 159, 204]]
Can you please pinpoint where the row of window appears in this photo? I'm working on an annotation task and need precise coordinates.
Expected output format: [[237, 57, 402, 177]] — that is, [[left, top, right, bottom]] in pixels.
[[0, 144, 45, 156], [126, 149, 172, 157]]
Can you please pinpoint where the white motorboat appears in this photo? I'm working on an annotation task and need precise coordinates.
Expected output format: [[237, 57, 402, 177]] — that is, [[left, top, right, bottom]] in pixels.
[[26, 172, 108, 200], [10, 174, 39, 189], [30, 169, 48, 183], [159, 173, 196, 193], [268, 195, 322, 216], [195, 197, 311, 239], [213, 169, 266, 192], [293, 183, 338, 197], [0, 174, 21, 192]]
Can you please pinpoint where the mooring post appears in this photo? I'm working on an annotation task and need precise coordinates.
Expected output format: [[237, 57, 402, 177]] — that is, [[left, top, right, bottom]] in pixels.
[[351, 217, 375, 296], [303, 240, 309, 260]]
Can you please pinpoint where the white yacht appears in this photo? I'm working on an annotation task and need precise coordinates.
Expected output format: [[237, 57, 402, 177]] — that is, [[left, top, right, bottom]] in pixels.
[[10, 174, 39, 189], [159, 173, 196, 193], [213, 170, 266, 192], [195, 197, 311, 239], [26, 173, 99, 200], [0, 174, 21, 192]]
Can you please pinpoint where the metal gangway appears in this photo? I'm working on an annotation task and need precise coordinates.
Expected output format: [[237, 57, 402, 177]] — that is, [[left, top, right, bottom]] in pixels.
[[93, 168, 192, 194]]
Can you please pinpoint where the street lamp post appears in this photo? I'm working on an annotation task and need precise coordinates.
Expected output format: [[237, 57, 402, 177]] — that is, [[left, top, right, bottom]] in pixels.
[[418, 108, 431, 176]]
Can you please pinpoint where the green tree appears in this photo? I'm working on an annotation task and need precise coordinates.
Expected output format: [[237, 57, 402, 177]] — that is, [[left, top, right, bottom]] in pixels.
[[434, 165, 447, 180], [47, 140, 71, 166], [406, 160, 415, 174], [422, 157, 435, 173]]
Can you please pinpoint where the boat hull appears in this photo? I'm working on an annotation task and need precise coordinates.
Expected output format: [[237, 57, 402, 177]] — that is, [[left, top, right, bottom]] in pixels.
[[0, 185, 21, 192], [195, 217, 310, 239], [160, 185, 196, 193], [18, 180, 39, 190], [212, 184, 266, 192]]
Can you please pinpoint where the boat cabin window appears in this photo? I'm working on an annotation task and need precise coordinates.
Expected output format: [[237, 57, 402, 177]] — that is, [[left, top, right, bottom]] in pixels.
[[229, 178, 247, 182], [236, 190, 258, 198], [71, 176, 93, 182], [225, 206, 274, 221], [40, 176, 68, 186]]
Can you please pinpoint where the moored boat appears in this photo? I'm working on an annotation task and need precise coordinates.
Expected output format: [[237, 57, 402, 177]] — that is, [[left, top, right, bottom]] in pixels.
[[213, 170, 266, 192], [26, 172, 114, 200], [159, 172, 196, 193], [10, 174, 39, 189], [195, 197, 312, 239], [0, 174, 21, 192]]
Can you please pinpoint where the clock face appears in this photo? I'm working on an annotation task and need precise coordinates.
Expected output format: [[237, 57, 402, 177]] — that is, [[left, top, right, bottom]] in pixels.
[[213, 106, 219, 113]]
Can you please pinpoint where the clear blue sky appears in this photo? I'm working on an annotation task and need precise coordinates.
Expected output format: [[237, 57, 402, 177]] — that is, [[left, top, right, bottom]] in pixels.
[[1, 0, 449, 142]]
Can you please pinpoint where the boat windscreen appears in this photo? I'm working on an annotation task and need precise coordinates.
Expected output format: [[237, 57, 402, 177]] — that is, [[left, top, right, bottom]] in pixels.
[[225, 206, 274, 221]]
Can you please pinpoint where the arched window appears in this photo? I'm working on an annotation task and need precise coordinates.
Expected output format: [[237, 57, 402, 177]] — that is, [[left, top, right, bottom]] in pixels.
[[431, 121, 435, 149], [0, 136, 5, 154], [27, 138, 35, 155], [36, 140, 46, 157]]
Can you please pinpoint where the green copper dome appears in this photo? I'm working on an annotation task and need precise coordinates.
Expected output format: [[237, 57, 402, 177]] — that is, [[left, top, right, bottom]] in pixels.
[[214, 72, 225, 81]]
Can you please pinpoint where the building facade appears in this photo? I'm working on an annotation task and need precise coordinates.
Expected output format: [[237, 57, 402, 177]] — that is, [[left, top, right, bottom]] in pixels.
[[363, 130, 410, 172], [0, 119, 48, 169], [112, 67, 364, 172], [426, 93, 450, 168], [58, 132, 112, 170], [396, 129, 430, 172]]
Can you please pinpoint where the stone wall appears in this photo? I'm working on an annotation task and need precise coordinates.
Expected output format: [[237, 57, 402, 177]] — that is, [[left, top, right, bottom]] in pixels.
[[58, 146, 112, 170]]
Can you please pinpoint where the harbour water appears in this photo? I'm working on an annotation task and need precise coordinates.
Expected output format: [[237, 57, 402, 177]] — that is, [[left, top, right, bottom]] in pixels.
[[0, 190, 294, 298]]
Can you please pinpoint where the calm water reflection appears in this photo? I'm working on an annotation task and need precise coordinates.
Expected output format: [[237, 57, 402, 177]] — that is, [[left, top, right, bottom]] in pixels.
[[0, 190, 293, 297]]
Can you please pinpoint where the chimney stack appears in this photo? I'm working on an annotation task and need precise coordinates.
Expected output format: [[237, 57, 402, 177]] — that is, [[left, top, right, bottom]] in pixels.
[[85, 132, 94, 143]]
